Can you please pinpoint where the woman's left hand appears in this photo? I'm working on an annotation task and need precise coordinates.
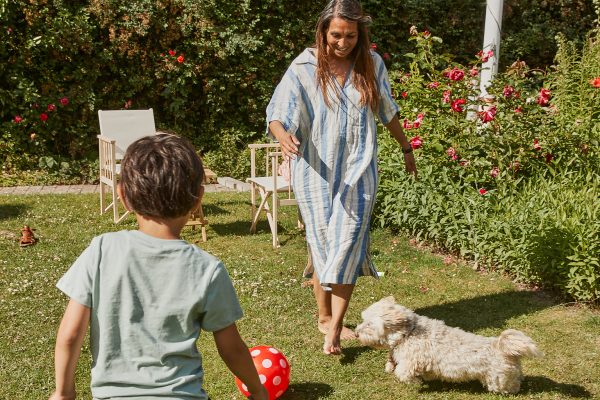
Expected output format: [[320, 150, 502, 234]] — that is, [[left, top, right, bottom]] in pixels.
[[403, 152, 417, 176]]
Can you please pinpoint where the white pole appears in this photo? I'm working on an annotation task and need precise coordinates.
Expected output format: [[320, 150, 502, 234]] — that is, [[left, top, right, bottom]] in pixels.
[[480, 0, 504, 98]]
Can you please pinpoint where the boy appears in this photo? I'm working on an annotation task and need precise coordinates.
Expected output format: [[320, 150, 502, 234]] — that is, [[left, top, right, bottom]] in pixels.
[[49, 134, 268, 400]]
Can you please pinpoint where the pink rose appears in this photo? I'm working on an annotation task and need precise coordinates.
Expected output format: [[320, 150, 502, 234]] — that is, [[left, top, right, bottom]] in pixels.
[[490, 167, 499, 178], [59, 97, 69, 106], [442, 90, 452, 103], [469, 67, 478, 77], [533, 139, 542, 151], [447, 147, 457, 160], [450, 98, 466, 112], [514, 106, 523, 114], [409, 136, 423, 149], [503, 86, 515, 98], [479, 105, 496, 123], [428, 81, 439, 89], [47, 103, 56, 112], [477, 50, 494, 62], [14, 115, 23, 123]]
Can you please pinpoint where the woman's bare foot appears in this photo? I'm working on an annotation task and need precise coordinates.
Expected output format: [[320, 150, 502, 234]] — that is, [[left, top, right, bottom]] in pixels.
[[323, 334, 342, 355], [318, 321, 357, 340]]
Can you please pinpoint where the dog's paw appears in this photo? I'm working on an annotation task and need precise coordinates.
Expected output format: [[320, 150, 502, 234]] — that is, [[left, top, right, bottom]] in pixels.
[[385, 361, 395, 374]]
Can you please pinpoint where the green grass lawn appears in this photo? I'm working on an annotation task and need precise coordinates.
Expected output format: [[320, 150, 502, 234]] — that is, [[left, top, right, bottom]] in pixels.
[[1, 191, 598, 399]]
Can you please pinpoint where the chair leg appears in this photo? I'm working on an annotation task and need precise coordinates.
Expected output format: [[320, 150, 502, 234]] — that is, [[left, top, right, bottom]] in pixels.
[[99, 182, 106, 215], [112, 184, 119, 223], [250, 190, 271, 233], [272, 194, 279, 248]]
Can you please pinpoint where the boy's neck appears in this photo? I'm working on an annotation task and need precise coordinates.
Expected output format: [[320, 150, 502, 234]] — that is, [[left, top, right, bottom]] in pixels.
[[135, 213, 189, 240]]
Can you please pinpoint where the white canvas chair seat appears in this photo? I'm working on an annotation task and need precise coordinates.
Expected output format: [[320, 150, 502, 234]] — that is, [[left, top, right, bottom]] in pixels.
[[97, 109, 156, 223], [247, 143, 303, 248]]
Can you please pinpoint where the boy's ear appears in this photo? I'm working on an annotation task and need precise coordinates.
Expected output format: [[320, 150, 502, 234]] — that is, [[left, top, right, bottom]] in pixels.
[[116, 184, 131, 211]]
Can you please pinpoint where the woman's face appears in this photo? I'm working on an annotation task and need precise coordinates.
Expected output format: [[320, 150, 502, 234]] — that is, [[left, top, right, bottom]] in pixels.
[[325, 17, 359, 60]]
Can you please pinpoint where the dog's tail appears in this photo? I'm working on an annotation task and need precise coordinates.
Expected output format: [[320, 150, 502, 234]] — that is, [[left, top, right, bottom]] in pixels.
[[497, 329, 543, 358]]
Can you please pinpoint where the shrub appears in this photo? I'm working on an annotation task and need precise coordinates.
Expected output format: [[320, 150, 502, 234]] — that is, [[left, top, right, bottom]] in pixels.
[[376, 25, 600, 301]]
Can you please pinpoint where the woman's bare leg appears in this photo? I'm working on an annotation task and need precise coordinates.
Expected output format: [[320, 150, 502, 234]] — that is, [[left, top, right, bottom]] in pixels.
[[323, 283, 355, 355]]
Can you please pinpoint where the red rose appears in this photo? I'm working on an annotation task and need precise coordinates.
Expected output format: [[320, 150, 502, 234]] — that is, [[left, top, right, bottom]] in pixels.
[[383, 52, 390, 60], [168, 49, 176, 56], [450, 98, 466, 112], [401, 92, 408, 98], [14, 115, 23, 123], [447, 67, 465, 81], [409, 136, 423, 149], [403, 119, 413, 129], [479, 105, 496, 122], [545, 153, 554, 163], [47, 103, 56, 112], [428, 81, 439, 89], [177, 55, 184, 63], [479, 188, 488, 195], [370, 43, 377, 50], [590, 77, 600, 88], [537, 88, 551, 106], [59, 97, 69, 106], [423, 30, 431, 38], [469, 67, 478, 77], [514, 106, 523, 113], [533, 139, 542, 151], [40, 113, 48, 122]]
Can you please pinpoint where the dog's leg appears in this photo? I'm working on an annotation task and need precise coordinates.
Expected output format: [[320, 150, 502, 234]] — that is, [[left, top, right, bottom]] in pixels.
[[393, 360, 421, 385], [385, 351, 396, 374]]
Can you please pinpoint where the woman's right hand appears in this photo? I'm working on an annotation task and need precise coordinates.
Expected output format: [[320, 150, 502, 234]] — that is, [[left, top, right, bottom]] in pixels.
[[269, 121, 300, 159]]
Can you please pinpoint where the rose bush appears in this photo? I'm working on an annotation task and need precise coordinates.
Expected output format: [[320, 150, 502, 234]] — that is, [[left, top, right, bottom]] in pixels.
[[375, 25, 599, 301]]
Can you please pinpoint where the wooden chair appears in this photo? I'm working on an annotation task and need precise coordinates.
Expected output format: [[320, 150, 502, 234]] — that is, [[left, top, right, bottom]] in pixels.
[[247, 143, 302, 248], [97, 109, 156, 223], [184, 170, 215, 242]]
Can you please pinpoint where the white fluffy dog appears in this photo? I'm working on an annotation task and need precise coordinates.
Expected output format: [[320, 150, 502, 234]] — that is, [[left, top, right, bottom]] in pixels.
[[355, 296, 542, 394]]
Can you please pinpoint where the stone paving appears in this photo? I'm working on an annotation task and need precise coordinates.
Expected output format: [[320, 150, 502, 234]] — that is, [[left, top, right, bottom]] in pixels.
[[0, 177, 250, 195]]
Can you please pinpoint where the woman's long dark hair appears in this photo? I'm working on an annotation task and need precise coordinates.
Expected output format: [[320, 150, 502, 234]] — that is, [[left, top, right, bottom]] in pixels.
[[315, 0, 378, 110]]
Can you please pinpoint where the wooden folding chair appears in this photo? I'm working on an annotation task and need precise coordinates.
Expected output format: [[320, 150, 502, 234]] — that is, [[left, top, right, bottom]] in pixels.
[[247, 143, 303, 248], [97, 109, 156, 223]]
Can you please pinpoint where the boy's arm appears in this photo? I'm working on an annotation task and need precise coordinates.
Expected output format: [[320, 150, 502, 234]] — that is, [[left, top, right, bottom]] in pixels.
[[49, 299, 90, 400], [213, 324, 269, 400]]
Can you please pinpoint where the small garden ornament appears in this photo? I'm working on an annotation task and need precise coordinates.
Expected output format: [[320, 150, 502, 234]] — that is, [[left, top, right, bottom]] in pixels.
[[19, 225, 36, 247]]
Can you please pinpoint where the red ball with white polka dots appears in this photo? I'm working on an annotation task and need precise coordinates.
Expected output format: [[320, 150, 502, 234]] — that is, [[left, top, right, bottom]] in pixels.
[[235, 345, 290, 399]]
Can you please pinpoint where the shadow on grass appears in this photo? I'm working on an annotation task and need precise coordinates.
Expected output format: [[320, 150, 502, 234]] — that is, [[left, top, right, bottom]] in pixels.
[[0, 203, 29, 220], [415, 290, 556, 332], [417, 376, 591, 397], [340, 345, 372, 365], [280, 382, 334, 399]]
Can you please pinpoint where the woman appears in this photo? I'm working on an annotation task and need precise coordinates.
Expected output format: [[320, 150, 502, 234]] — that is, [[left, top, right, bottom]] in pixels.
[[267, 0, 417, 355]]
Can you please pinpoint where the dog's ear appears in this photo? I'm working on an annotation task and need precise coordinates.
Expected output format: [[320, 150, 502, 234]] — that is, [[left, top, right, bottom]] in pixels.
[[382, 305, 412, 331], [381, 295, 396, 304]]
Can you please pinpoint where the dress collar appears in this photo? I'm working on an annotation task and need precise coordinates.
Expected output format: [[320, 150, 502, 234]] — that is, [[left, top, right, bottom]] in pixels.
[[294, 48, 317, 66]]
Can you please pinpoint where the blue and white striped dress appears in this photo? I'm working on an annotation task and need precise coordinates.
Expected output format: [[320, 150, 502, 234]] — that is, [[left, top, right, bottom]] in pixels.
[[266, 48, 399, 285]]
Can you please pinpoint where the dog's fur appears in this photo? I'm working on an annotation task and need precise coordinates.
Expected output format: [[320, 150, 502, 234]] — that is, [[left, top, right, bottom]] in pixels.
[[355, 296, 542, 394]]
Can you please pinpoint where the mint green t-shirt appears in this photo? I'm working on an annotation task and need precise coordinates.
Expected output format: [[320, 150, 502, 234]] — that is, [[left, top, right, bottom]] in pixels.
[[56, 230, 243, 399]]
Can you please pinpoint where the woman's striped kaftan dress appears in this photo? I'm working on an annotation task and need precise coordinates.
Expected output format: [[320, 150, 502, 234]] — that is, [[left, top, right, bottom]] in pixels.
[[266, 48, 399, 286]]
